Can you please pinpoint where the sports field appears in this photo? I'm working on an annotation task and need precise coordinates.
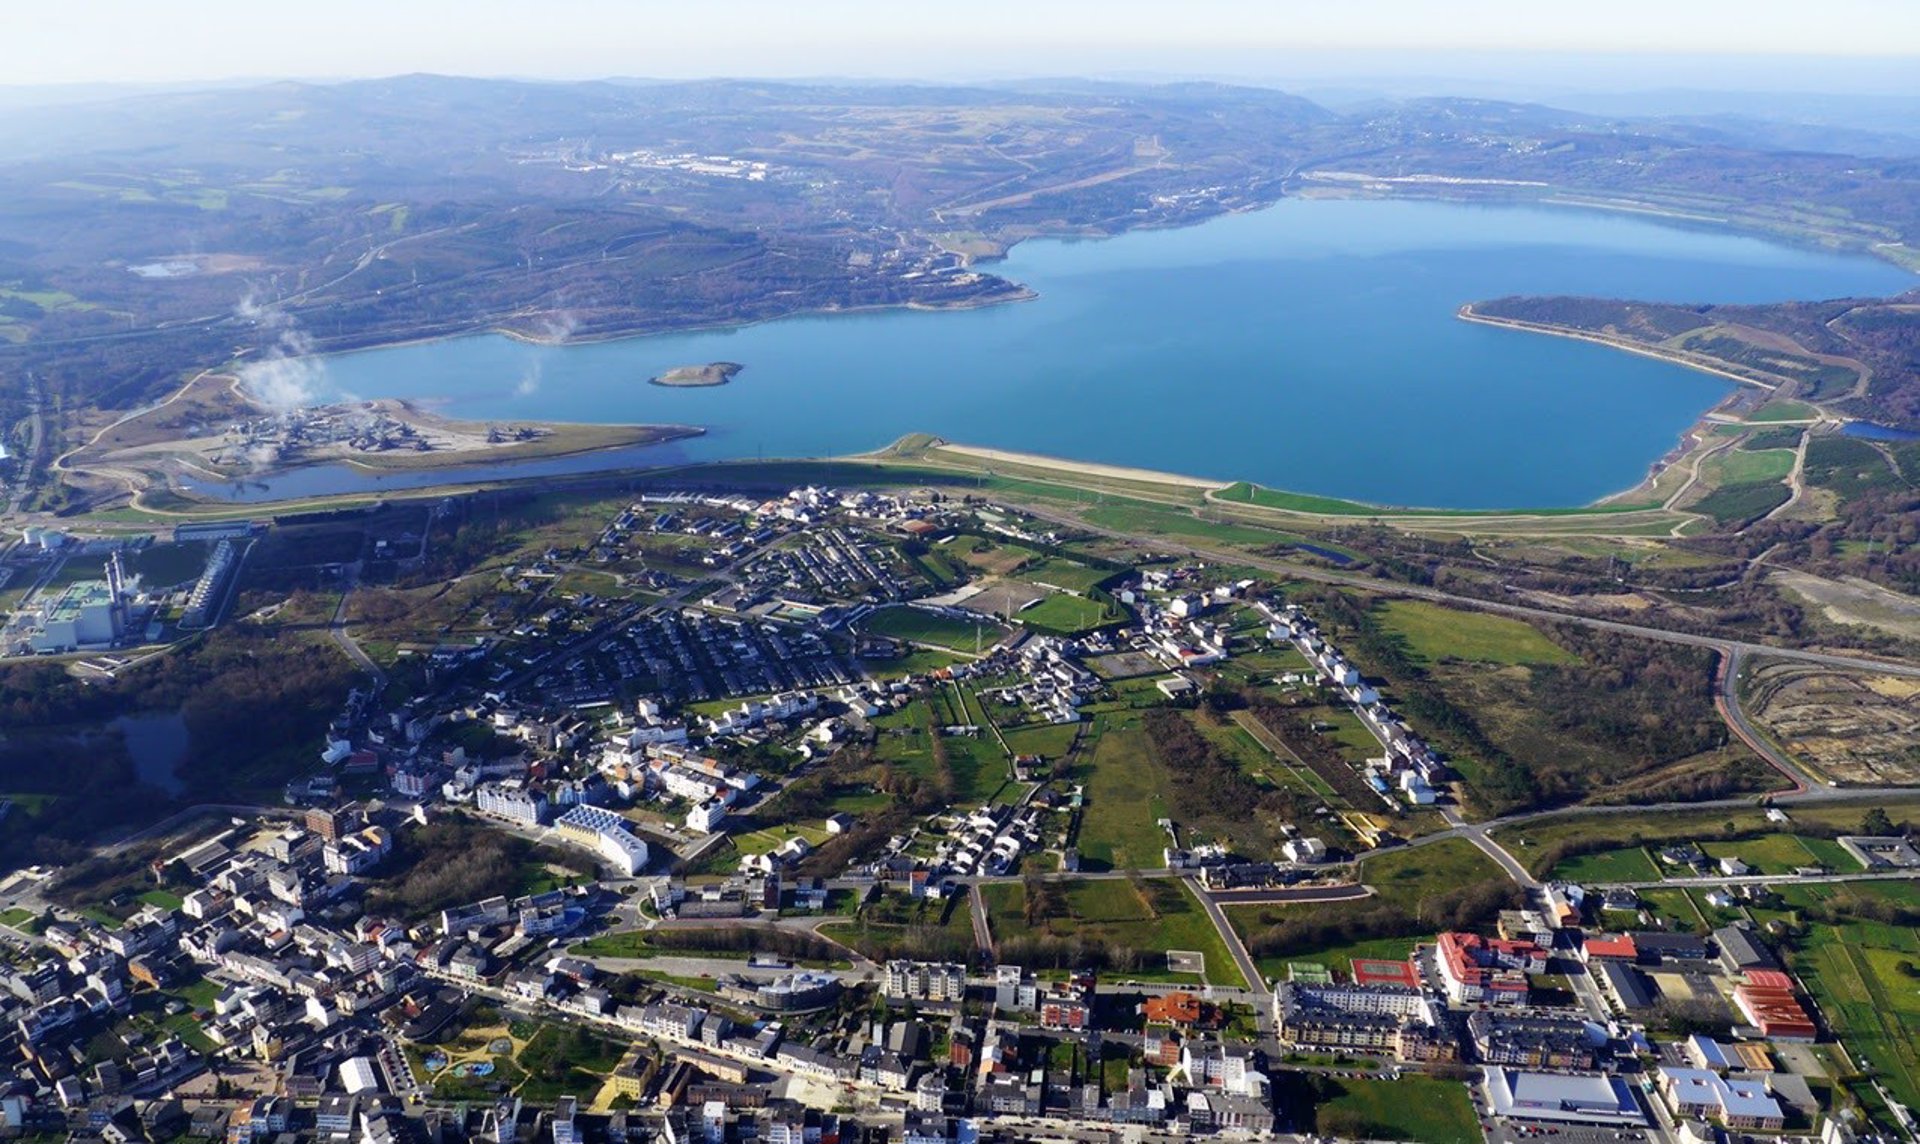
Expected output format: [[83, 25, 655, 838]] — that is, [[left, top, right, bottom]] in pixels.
[[862, 605, 1004, 653]]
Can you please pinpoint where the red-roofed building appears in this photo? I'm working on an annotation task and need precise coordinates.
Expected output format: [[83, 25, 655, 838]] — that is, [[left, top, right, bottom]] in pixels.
[[1734, 979, 1817, 1042], [1144, 992, 1222, 1029], [1352, 959, 1421, 989], [1580, 934, 1639, 964], [1437, 932, 1540, 1006]]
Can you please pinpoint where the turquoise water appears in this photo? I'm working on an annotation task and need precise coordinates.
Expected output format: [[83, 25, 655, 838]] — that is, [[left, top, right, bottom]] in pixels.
[[194, 199, 1913, 508]]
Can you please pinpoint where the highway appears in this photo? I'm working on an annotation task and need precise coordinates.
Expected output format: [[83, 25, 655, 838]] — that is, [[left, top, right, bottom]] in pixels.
[[1014, 500, 1920, 681]]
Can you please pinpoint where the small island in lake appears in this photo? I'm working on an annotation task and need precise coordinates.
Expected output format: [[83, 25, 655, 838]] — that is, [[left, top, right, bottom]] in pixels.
[[650, 361, 744, 388]]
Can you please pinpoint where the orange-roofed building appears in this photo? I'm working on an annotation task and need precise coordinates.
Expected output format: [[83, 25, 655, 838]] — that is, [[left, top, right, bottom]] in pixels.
[[1733, 977, 1817, 1042], [1144, 992, 1221, 1029], [1580, 934, 1639, 963], [1437, 932, 1539, 1006]]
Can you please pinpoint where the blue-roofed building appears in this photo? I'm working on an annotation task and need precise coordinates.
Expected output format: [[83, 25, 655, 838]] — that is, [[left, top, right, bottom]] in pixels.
[[1482, 1069, 1647, 1127]]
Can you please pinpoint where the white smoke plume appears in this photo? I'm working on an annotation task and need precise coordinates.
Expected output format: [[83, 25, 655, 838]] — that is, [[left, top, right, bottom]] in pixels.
[[234, 289, 336, 412], [513, 310, 578, 398], [514, 363, 543, 398]]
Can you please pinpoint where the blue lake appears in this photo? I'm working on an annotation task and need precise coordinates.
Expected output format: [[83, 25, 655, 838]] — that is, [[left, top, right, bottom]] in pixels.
[[192, 199, 1913, 508]]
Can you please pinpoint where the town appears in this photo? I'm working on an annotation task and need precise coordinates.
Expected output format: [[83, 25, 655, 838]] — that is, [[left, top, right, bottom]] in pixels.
[[0, 481, 1912, 1144]]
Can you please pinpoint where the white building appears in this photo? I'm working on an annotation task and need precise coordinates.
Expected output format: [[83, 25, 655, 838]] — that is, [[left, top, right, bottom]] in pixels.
[[554, 805, 650, 876], [475, 781, 549, 827], [686, 800, 728, 834]]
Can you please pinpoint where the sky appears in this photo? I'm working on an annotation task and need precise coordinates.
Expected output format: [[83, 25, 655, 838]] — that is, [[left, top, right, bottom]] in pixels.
[[10, 0, 1920, 92]]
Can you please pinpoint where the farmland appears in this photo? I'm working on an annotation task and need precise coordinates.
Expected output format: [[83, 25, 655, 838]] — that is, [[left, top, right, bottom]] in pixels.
[[1069, 714, 1171, 871], [1777, 883, 1920, 1114], [981, 876, 1248, 988]]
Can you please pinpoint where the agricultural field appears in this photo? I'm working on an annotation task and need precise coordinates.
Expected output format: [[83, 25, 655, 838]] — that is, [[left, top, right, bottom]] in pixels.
[[1069, 714, 1171, 871], [1374, 600, 1576, 666], [1777, 883, 1920, 1114], [870, 698, 1009, 805], [1689, 480, 1792, 526], [981, 876, 1247, 988], [861, 605, 1004, 653]]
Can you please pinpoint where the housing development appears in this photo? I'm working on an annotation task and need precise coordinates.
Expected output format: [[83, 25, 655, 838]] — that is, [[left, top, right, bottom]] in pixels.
[[0, 477, 1915, 1144]]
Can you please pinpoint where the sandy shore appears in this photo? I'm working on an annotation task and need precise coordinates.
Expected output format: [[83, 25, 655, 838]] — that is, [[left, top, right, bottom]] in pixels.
[[933, 443, 1228, 490]]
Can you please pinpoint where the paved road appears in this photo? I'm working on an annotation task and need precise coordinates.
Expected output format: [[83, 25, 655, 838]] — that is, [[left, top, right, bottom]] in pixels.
[[1716, 646, 1816, 795], [1203, 883, 1373, 906], [968, 884, 993, 955], [1184, 874, 1272, 1004], [1438, 806, 1540, 889], [329, 582, 388, 688], [1016, 500, 1920, 680]]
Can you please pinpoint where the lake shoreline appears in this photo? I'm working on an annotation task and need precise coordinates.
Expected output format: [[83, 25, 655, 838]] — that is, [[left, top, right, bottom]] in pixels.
[[1455, 303, 1778, 391], [157, 199, 1905, 515]]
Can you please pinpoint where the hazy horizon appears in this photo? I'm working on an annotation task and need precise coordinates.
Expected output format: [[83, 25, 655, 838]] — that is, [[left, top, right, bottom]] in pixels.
[[10, 1, 1920, 96]]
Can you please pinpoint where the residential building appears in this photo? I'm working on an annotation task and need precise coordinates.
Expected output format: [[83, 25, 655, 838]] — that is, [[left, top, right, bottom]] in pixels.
[[475, 782, 549, 827], [1658, 1067, 1786, 1130], [1437, 932, 1539, 1006], [882, 961, 967, 1003]]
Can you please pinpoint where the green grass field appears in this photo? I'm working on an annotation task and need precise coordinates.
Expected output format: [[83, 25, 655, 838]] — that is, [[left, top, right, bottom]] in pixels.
[[1071, 715, 1171, 871], [982, 876, 1247, 987], [1706, 447, 1796, 486], [1313, 1074, 1481, 1143], [1551, 845, 1662, 884], [1375, 599, 1576, 666], [1018, 556, 1116, 594], [1747, 400, 1817, 423], [1081, 504, 1304, 549], [1253, 932, 1423, 983], [1019, 591, 1117, 634], [1637, 888, 1708, 933], [1361, 839, 1504, 911], [861, 605, 1004, 653], [1216, 481, 1648, 519], [1782, 884, 1920, 1113], [1000, 722, 1081, 760], [732, 824, 833, 857], [1701, 835, 1823, 875]]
